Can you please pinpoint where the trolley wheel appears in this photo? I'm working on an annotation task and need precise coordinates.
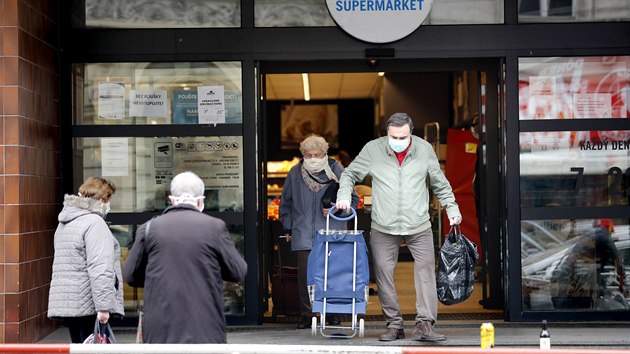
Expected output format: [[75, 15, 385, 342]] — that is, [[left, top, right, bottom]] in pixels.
[[311, 316, 317, 336], [359, 318, 365, 337]]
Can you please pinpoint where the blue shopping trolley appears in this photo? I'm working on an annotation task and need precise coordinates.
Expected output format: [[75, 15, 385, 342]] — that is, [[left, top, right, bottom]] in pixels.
[[307, 206, 369, 338]]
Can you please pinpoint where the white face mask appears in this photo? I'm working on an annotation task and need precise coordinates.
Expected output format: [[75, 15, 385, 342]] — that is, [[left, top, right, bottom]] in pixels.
[[303, 156, 328, 172], [170, 193, 205, 212], [102, 202, 111, 216], [389, 137, 410, 153]]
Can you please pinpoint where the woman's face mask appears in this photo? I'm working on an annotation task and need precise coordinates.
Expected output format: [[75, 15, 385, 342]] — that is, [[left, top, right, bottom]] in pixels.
[[102, 202, 111, 216], [303, 156, 328, 172]]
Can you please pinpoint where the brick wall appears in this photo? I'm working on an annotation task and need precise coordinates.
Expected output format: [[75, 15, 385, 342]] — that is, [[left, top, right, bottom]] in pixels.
[[1, 0, 60, 343]]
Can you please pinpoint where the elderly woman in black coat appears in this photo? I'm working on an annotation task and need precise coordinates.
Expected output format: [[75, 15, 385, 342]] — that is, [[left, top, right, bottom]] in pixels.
[[123, 171, 247, 343]]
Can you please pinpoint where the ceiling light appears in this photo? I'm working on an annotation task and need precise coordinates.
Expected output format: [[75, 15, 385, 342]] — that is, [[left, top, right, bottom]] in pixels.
[[302, 73, 311, 101]]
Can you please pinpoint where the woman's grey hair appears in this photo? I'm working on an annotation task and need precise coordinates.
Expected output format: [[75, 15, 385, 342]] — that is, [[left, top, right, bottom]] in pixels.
[[387, 113, 414, 132], [299, 134, 329, 155], [170, 171, 205, 197]]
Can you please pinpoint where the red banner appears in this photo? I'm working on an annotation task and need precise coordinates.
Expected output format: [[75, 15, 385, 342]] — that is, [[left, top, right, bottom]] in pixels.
[[443, 128, 481, 257]]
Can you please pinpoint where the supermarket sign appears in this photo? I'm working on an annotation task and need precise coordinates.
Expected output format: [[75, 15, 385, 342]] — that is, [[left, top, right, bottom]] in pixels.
[[326, 0, 433, 43]]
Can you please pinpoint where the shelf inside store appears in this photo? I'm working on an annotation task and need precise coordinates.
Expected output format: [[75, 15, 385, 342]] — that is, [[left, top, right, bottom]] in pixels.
[[267, 172, 288, 179]]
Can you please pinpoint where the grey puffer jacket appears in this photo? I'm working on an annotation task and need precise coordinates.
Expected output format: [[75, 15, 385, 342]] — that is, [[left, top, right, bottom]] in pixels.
[[47, 194, 124, 318]]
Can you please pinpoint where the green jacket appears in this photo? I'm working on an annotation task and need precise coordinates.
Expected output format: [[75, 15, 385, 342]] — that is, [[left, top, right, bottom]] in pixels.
[[338, 135, 461, 235]]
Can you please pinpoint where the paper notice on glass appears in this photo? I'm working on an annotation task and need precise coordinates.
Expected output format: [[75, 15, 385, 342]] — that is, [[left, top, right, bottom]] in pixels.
[[98, 82, 125, 119], [154, 142, 173, 168], [197, 86, 225, 124], [573, 93, 612, 118], [172, 90, 199, 124], [101, 138, 129, 176], [129, 89, 168, 118]]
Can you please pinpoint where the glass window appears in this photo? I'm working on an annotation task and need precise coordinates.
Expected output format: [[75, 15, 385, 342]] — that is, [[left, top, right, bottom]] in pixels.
[[519, 0, 630, 23], [74, 136, 244, 213], [520, 130, 630, 208], [519, 56, 630, 120], [255, 0, 335, 27], [117, 223, 245, 315], [254, 0, 503, 27], [426, 0, 503, 24], [85, 0, 240, 28], [75, 62, 242, 125], [521, 218, 629, 311]]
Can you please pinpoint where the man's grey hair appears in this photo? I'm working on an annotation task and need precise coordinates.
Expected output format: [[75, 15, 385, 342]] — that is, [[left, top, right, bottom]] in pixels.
[[299, 134, 329, 155], [170, 171, 205, 197], [387, 113, 414, 132]]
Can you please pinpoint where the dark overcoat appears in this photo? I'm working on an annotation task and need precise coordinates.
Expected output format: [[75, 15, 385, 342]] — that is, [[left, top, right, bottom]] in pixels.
[[123, 204, 247, 343]]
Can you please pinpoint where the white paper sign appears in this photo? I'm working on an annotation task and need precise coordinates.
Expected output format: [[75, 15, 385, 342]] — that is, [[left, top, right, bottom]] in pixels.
[[573, 93, 612, 118], [197, 86, 225, 124], [98, 82, 125, 119], [129, 89, 168, 117], [101, 138, 129, 176]]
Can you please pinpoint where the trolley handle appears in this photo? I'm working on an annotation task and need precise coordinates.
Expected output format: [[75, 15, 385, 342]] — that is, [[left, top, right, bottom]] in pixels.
[[326, 205, 358, 234], [327, 205, 356, 221]]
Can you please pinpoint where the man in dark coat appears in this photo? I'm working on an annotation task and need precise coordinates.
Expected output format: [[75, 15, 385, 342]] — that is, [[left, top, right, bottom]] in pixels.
[[123, 171, 247, 343]]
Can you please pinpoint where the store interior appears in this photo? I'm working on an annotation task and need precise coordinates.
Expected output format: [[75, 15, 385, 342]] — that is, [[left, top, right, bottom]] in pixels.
[[262, 70, 497, 319]]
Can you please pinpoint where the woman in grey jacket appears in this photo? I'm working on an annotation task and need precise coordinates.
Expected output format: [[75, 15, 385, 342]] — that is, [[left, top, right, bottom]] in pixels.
[[279, 134, 359, 329], [48, 177, 124, 343]]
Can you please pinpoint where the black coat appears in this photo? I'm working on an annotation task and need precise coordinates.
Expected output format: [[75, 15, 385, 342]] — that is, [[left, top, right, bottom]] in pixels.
[[123, 204, 247, 343]]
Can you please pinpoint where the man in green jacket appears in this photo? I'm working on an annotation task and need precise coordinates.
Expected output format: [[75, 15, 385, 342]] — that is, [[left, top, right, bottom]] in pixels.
[[336, 112, 462, 342]]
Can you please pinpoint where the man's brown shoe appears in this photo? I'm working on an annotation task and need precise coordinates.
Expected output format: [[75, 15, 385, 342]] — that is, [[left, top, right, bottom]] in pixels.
[[412, 321, 447, 341], [379, 328, 405, 341]]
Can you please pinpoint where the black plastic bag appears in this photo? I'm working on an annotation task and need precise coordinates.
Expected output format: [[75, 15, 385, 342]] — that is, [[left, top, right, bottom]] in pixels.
[[436, 225, 479, 305]]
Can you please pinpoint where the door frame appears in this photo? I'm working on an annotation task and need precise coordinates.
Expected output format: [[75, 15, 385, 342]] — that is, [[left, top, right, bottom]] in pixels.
[[257, 58, 505, 319]]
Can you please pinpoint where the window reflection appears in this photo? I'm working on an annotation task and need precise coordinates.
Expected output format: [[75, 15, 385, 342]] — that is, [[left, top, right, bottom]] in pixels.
[[518, 56, 630, 120], [519, 0, 630, 23], [75, 62, 242, 125], [116, 223, 246, 316], [520, 131, 630, 208], [522, 219, 629, 311], [85, 0, 241, 28], [75, 137, 244, 212], [225, 224, 245, 314]]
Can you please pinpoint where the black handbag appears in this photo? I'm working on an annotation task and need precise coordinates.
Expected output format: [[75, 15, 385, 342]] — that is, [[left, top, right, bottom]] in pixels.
[[436, 225, 479, 305], [321, 181, 339, 209]]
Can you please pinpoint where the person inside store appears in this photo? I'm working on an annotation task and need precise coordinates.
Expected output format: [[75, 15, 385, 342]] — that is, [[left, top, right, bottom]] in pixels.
[[337, 150, 352, 168], [47, 177, 124, 343], [123, 171, 247, 343], [550, 218, 627, 310], [335, 113, 462, 342], [279, 134, 359, 329]]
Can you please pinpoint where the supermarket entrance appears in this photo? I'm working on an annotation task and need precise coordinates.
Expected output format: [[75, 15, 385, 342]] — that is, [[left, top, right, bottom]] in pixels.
[[258, 59, 504, 322]]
